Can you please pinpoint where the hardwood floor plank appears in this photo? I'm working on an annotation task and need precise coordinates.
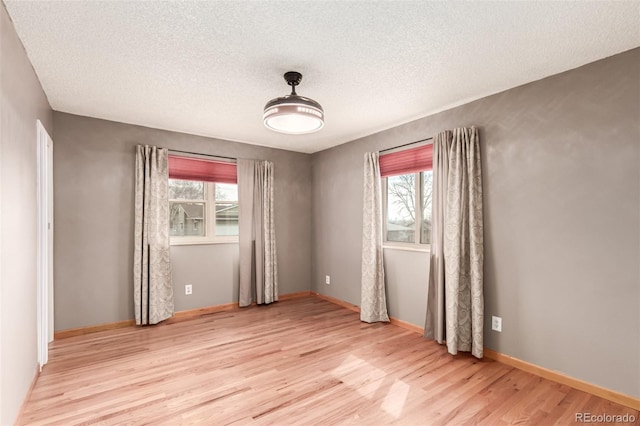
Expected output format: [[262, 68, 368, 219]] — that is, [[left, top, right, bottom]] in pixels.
[[18, 297, 639, 425]]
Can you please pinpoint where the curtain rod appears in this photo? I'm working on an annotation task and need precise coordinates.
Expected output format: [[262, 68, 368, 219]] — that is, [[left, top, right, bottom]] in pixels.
[[379, 137, 433, 153], [168, 149, 236, 162]]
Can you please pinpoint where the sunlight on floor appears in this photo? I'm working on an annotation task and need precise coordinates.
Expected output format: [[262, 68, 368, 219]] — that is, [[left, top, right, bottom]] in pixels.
[[382, 379, 411, 418], [331, 354, 410, 418], [331, 354, 386, 399]]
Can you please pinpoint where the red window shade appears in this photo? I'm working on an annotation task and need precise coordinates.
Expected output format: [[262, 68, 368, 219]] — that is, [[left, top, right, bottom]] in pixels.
[[168, 155, 237, 184], [379, 144, 433, 177]]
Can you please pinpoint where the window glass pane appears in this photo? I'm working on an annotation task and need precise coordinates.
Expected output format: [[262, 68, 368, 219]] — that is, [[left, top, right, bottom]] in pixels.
[[386, 174, 416, 243], [169, 179, 204, 200], [215, 202, 239, 236], [170, 202, 205, 236], [215, 183, 238, 236], [421, 171, 433, 244], [215, 183, 237, 201]]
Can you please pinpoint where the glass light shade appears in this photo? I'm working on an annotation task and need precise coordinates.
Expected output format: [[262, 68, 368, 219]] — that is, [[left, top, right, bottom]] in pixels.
[[263, 95, 324, 134]]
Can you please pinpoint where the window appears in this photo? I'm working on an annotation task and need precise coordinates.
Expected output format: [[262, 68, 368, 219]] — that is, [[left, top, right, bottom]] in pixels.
[[169, 179, 238, 244], [384, 171, 432, 246], [169, 179, 205, 238], [214, 183, 239, 237], [168, 154, 238, 245], [380, 143, 433, 248]]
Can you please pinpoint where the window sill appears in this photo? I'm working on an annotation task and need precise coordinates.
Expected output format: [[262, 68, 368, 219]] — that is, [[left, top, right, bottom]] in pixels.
[[383, 244, 430, 253], [171, 239, 239, 246]]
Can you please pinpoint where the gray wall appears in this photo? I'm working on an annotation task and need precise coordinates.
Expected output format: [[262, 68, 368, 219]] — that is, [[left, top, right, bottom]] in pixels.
[[311, 48, 640, 397], [171, 244, 239, 311], [52, 112, 311, 331], [0, 4, 53, 424], [383, 249, 429, 327]]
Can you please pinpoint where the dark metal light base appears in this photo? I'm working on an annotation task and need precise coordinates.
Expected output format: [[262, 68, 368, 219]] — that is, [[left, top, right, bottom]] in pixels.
[[284, 71, 302, 88]]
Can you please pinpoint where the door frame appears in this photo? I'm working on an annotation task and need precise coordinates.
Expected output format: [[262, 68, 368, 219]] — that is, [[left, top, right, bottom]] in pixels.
[[36, 120, 54, 369]]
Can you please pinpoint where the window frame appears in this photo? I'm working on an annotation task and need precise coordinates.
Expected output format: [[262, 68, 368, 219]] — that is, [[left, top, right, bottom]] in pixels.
[[382, 171, 431, 252], [169, 180, 239, 246]]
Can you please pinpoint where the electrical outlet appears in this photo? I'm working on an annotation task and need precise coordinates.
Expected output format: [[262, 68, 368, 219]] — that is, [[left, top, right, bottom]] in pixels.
[[325, 275, 330, 285], [185, 284, 193, 295], [491, 316, 502, 332]]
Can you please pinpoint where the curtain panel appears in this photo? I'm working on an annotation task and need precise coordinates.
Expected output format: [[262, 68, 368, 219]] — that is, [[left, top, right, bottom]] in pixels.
[[424, 134, 449, 345], [424, 127, 484, 358], [360, 152, 390, 323], [238, 159, 278, 307], [133, 145, 174, 325]]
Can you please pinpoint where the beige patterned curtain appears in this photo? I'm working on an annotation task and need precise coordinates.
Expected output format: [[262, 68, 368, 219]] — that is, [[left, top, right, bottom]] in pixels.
[[360, 152, 389, 323], [424, 127, 484, 358], [424, 135, 449, 344], [238, 159, 278, 307], [133, 145, 174, 325]]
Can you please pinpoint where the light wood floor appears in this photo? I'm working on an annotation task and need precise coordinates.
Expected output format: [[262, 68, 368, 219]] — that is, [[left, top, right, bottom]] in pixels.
[[21, 297, 639, 425]]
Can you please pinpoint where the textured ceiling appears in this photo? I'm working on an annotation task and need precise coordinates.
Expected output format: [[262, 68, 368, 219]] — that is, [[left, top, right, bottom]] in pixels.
[[4, 1, 640, 154]]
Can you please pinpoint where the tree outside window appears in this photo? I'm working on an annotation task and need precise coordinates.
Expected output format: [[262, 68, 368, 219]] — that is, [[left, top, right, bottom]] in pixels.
[[385, 171, 432, 246]]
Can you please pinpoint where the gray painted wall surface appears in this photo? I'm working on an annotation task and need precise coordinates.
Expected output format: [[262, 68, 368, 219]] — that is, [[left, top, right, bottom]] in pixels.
[[383, 249, 429, 328], [52, 112, 311, 331], [311, 48, 640, 397], [171, 244, 239, 311], [0, 5, 53, 424]]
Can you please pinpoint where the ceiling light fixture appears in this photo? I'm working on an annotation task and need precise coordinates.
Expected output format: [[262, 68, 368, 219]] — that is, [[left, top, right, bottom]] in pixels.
[[263, 71, 324, 134]]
